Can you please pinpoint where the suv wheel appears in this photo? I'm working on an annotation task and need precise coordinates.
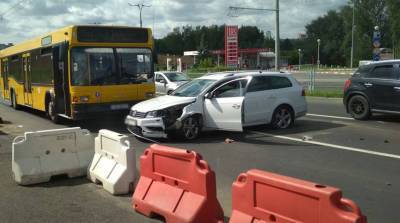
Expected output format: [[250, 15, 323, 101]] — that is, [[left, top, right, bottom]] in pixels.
[[271, 105, 294, 129], [180, 116, 200, 140], [348, 95, 370, 120]]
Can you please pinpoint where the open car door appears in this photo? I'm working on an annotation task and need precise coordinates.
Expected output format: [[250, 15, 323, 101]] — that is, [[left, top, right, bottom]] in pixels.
[[203, 78, 248, 131]]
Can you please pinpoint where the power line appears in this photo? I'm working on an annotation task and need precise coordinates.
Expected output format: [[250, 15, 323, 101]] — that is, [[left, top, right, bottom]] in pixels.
[[0, 0, 30, 21]]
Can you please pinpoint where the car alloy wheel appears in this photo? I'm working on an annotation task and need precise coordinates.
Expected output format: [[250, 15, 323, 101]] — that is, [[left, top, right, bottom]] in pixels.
[[348, 95, 370, 120], [272, 106, 293, 129], [351, 100, 365, 114], [181, 116, 200, 140]]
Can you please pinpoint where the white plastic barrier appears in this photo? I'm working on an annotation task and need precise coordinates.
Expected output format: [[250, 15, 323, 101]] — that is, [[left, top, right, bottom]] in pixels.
[[88, 129, 135, 195], [12, 127, 94, 185]]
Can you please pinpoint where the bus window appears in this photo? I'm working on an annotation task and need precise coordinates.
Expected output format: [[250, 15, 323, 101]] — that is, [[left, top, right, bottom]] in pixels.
[[71, 47, 153, 86], [71, 48, 117, 86], [116, 48, 152, 84]]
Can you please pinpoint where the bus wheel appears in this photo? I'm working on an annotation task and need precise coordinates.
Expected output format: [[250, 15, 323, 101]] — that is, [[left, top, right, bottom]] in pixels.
[[11, 91, 20, 110], [47, 98, 60, 124]]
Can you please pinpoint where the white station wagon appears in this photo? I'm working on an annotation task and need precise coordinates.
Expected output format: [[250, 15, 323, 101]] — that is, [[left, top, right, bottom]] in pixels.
[[125, 71, 307, 140]]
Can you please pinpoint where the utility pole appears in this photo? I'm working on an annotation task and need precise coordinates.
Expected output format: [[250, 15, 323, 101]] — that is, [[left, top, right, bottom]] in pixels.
[[298, 49, 302, 71], [128, 2, 151, 28], [317, 39, 321, 69], [275, 0, 280, 71], [350, 0, 355, 68], [228, 2, 280, 71]]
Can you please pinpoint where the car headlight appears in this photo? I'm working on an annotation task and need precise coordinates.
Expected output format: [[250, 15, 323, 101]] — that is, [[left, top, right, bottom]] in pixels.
[[146, 110, 165, 118]]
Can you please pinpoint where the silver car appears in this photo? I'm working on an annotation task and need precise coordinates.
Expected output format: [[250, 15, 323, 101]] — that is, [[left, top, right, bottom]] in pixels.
[[155, 71, 190, 95]]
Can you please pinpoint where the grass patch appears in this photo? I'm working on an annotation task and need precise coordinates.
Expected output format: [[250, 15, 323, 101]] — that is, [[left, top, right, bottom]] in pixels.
[[306, 90, 343, 98]]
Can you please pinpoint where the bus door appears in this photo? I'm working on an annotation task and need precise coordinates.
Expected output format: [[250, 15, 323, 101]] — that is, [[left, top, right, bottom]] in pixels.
[[52, 43, 71, 116], [1, 59, 10, 100], [22, 54, 33, 106]]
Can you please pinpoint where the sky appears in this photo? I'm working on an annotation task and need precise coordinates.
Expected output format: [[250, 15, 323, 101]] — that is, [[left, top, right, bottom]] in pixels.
[[0, 0, 348, 44]]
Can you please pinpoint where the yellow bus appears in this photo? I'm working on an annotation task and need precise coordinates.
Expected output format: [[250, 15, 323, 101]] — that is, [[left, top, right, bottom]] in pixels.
[[0, 25, 155, 123]]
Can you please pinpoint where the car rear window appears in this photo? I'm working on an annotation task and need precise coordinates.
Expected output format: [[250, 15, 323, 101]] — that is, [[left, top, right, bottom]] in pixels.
[[247, 76, 293, 93], [367, 65, 397, 79], [270, 76, 293, 89], [353, 66, 370, 77]]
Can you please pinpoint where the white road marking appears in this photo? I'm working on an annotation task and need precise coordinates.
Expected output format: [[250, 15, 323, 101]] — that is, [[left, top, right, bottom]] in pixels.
[[249, 131, 400, 160], [307, 113, 354, 120]]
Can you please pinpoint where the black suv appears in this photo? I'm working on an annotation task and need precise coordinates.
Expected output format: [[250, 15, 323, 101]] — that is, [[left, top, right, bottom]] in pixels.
[[344, 60, 400, 120]]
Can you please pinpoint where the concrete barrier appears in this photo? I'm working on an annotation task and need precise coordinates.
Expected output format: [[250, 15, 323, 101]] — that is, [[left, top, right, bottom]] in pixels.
[[12, 127, 94, 185], [88, 130, 135, 195]]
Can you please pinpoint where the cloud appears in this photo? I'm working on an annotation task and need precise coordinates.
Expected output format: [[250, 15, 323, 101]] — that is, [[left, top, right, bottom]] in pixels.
[[0, 0, 347, 44]]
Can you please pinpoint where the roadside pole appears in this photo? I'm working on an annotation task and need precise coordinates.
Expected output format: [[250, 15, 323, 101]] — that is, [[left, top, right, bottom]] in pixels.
[[308, 66, 315, 92]]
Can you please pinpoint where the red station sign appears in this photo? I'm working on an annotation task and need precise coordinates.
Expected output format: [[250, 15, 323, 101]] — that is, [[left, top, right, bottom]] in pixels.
[[225, 25, 239, 68]]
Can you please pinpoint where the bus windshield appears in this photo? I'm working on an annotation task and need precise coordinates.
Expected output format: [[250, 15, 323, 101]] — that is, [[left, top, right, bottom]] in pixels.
[[71, 47, 153, 86]]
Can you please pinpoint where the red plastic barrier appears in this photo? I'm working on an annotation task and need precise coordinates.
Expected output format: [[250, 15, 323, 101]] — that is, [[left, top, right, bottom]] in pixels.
[[230, 169, 367, 223], [132, 144, 224, 223]]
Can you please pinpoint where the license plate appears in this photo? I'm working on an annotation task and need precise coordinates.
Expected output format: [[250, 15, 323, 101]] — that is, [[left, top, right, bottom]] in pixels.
[[111, 104, 129, 110], [125, 119, 137, 126]]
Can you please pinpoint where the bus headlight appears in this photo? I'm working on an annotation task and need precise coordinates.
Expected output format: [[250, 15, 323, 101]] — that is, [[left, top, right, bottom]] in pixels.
[[80, 96, 90, 102], [145, 92, 155, 98]]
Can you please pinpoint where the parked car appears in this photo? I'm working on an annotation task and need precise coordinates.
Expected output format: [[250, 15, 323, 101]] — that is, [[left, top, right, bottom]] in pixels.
[[125, 71, 307, 140], [344, 60, 400, 120], [154, 71, 190, 95]]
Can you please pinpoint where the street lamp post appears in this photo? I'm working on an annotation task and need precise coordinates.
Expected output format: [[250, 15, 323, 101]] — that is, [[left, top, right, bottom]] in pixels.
[[275, 0, 280, 71], [128, 2, 151, 28], [350, 0, 356, 68], [228, 1, 280, 71], [298, 49, 302, 71], [317, 39, 321, 69]]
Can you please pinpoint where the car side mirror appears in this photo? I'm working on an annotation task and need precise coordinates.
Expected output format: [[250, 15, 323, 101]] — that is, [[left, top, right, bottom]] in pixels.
[[204, 92, 213, 99], [159, 79, 165, 84]]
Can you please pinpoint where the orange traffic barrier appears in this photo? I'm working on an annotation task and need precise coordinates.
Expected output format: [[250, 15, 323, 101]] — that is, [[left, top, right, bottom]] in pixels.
[[132, 144, 224, 223], [230, 169, 367, 223]]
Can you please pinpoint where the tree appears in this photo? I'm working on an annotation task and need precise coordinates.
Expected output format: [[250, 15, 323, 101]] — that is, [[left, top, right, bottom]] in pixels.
[[305, 10, 346, 65]]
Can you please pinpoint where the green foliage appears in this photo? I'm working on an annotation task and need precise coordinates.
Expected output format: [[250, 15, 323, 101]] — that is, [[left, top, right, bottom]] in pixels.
[[154, 0, 400, 67], [303, 0, 397, 66], [198, 58, 214, 68], [155, 25, 271, 55], [306, 90, 343, 98]]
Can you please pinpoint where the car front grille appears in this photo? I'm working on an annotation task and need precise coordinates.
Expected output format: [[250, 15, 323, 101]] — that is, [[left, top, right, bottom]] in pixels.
[[130, 110, 146, 118]]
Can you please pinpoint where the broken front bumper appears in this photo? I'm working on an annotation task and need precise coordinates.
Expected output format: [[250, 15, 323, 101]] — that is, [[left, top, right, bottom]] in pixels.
[[125, 115, 182, 138]]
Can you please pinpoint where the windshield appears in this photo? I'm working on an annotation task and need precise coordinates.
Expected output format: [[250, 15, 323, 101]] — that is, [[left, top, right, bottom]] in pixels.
[[171, 79, 216, 97], [164, 72, 189, 82], [70, 47, 153, 86]]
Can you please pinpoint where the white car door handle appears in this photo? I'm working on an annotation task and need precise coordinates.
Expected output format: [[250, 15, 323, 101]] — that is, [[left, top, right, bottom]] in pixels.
[[364, 83, 373, 87], [232, 104, 241, 109], [394, 86, 400, 90]]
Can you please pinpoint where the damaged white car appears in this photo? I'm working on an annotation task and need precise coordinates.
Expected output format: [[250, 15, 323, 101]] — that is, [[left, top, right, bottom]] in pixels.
[[125, 71, 307, 140]]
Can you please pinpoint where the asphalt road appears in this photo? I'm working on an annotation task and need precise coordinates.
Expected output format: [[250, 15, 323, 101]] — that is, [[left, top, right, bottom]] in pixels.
[[1, 97, 400, 223]]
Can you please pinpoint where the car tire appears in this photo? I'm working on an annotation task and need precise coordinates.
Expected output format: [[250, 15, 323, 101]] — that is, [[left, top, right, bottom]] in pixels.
[[271, 105, 294, 129], [47, 98, 61, 124], [11, 91, 20, 110], [348, 95, 370, 120], [179, 116, 201, 140]]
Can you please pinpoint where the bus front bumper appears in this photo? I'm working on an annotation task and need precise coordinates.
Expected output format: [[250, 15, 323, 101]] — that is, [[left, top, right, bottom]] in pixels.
[[71, 101, 138, 120]]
